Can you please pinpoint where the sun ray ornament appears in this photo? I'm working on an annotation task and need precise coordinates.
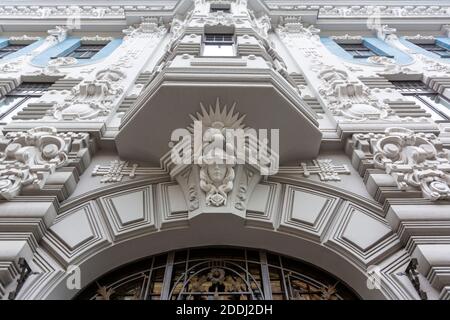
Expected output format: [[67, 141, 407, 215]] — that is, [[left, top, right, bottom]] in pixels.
[[187, 98, 247, 134], [167, 98, 279, 212], [189, 99, 244, 207]]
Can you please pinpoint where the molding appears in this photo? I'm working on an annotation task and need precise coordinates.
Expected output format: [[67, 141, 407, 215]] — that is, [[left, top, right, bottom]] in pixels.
[[20, 177, 416, 300], [98, 185, 156, 241], [0, 127, 91, 201], [350, 128, 450, 203], [43, 201, 110, 267]]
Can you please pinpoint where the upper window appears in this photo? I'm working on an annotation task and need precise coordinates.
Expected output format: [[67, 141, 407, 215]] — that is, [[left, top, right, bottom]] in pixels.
[[416, 42, 450, 58], [392, 81, 450, 121], [0, 44, 27, 59], [65, 44, 105, 59], [0, 82, 52, 121], [339, 43, 392, 59], [210, 3, 231, 13], [202, 33, 234, 57]]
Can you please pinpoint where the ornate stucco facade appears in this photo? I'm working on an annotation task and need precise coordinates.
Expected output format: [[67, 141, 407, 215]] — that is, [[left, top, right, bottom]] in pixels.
[[0, 0, 450, 300]]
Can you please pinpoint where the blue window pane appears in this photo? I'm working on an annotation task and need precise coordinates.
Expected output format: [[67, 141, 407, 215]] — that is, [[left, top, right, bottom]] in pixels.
[[0, 44, 27, 58]]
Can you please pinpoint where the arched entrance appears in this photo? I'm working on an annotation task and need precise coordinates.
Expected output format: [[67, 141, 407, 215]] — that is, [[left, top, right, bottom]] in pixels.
[[18, 178, 418, 300], [75, 247, 359, 300]]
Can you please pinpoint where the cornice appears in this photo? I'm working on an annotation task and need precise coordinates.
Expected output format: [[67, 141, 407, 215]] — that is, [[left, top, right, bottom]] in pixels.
[[0, 1, 448, 20]]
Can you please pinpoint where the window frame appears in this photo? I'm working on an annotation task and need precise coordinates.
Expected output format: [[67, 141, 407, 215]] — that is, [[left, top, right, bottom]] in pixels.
[[65, 44, 105, 60], [202, 33, 235, 57], [415, 42, 450, 58], [0, 43, 28, 59], [338, 42, 393, 59], [392, 80, 450, 121]]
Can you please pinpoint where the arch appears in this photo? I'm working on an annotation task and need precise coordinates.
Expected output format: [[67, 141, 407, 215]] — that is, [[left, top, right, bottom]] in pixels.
[[75, 247, 360, 300]]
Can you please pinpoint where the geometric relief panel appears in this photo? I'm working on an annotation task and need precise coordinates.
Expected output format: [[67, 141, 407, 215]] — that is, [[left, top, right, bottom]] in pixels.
[[99, 185, 156, 241], [50, 211, 94, 251], [325, 201, 401, 268], [44, 201, 110, 267], [245, 182, 281, 229], [342, 212, 391, 252], [278, 185, 340, 241]]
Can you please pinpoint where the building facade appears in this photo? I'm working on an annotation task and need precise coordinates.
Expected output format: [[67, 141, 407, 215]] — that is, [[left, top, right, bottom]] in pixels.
[[0, 0, 450, 300]]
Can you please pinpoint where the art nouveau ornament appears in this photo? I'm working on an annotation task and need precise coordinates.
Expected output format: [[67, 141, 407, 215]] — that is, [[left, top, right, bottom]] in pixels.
[[47, 57, 78, 67], [199, 147, 236, 207], [190, 101, 242, 207], [123, 17, 165, 38], [198, 121, 237, 207], [317, 67, 392, 120], [277, 16, 320, 39], [96, 68, 126, 82], [369, 128, 450, 201], [51, 71, 124, 120], [252, 14, 271, 39], [167, 100, 277, 213], [46, 26, 69, 43], [0, 59, 24, 73]]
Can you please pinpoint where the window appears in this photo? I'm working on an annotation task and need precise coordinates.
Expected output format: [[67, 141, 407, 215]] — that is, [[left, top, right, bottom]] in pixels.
[[202, 33, 234, 56], [0, 83, 52, 121], [75, 247, 359, 300], [416, 42, 450, 58], [0, 44, 27, 59], [339, 43, 392, 59], [66, 44, 105, 59], [392, 81, 450, 121]]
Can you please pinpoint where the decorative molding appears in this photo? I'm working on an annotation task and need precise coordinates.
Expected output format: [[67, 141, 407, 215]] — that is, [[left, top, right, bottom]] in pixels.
[[317, 5, 450, 18], [278, 159, 351, 181], [80, 35, 114, 43], [46, 26, 69, 43], [252, 14, 271, 39], [374, 25, 397, 42], [442, 25, 450, 38], [8, 35, 41, 43], [49, 67, 126, 121], [44, 202, 110, 267], [0, 5, 175, 20], [95, 68, 126, 82], [330, 34, 363, 42], [164, 99, 278, 213], [404, 34, 436, 42], [98, 185, 156, 241], [278, 184, 341, 241], [367, 56, 396, 66], [0, 59, 24, 73], [277, 16, 320, 38], [0, 127, 90, 200], [325, 201, 400, 267], [317, 66, 393, 121], [419, 56, 450, 74], [92, 160, 164, 183], [123, 17, 166, 39], [351, 127, 450, 202], [47, 57, 77, 67]]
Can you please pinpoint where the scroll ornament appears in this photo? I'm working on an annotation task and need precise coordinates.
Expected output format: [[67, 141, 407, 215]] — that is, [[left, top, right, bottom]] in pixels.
[[0, 127, 88, 199], [372, 128, 450, 201]]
